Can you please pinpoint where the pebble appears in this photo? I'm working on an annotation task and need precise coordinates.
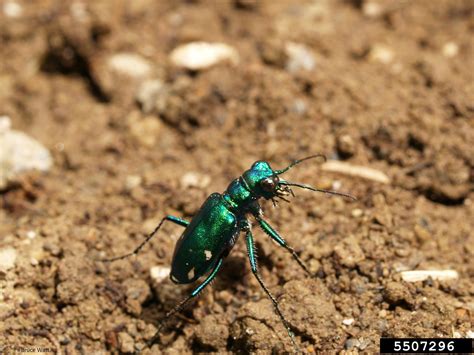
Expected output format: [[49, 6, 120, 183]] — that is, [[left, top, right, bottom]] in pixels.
[[124, 175, 142, 191], [362, 2, 382, 18], [0, 247, 17, 271], [334, 236, 365, 268], [336, 134, 356, 158], [285, 42, 316, 73], [351, 209, 363, 217], [180, 172, 211, 189], [135, 79, 165, 114], [0, 116, 53, 189], [26, 231, 37, 240], [442, 42, 459, 58], [117, 332, 135, 353], [170, 42, 239, 70], [3, 1, 22, 18], [150, 266, 171, 283], [400, 270, 459, 282], [369, 44, 394, 64], [322, 160, 390, 184], [127, 112, 161, 148], [342, 318, 355, 326], [108, 53, 152, 78]]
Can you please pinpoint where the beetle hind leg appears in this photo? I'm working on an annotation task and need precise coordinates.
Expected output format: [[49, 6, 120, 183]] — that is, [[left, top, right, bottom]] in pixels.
[[98, 215, 189, 262], [144, 257, 224, 352], [244, 227, 300, 351]]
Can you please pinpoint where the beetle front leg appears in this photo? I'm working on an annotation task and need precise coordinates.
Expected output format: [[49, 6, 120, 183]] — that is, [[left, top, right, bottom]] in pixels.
[[255, 216, 313, 277], [145, 258, 224, 351], [99, 215, 189, 262], [244, 227, 299, 350]]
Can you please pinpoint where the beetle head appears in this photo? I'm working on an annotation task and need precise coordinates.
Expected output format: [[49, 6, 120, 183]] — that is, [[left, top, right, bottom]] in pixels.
[[243, 155, 356, 203]]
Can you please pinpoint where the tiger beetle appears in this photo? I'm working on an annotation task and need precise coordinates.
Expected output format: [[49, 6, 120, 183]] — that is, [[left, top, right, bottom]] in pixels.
[[101, 155, 356, 352]]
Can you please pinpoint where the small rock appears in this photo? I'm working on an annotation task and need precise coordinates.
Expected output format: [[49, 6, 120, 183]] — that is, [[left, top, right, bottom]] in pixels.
[[362, 2, 382, 18], [135, 79, 166, 114], [345, 338, 360, 350], [194, 314, 229, 349], [336, 134, 356, 158], [351, 209, 363, 217], [0, 120, 53, 189], [342, 318, 354, 326], [127, 112, 161, 148], [400, 270, 459, 282], [369, 44, 394, 64], [442, 42, 459, 58], [414, 224, 430, 243], [383, 281, 414, 306], [117, 332, 135, 353], [334, 236, 365, 268], [170, 42, 239, 71], [125, 175, 142, 191], [0, 115, 11, 133], [108, 53, 152, 78], [0, 247, 17, 271], [322, 160, 390, 184], [180, 172, 211, 189], [258, 39, 287, 67], [150, 266, 171, 283], [3, 1, 22, 18], [285, 42, 316, 73]]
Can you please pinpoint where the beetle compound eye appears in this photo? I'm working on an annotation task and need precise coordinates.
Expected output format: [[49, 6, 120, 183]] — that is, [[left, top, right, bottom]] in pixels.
[[261, 178, 275, 192]]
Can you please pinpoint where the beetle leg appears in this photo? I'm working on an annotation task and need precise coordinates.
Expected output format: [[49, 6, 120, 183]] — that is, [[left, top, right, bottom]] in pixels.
[[255, 216, 313, 277], [98, 215, 189, 262], [146, 258, 224, 350], [244, 228, 299, 350]]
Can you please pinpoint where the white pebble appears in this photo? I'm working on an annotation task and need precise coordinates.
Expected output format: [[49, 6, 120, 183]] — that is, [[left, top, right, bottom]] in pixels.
[[369, 44, 394, 64], [180, 172, 211, 189], [343, 318, 355, 326], [3, 1, 22, 18], [466, 330, 474, 338], [442, 42, 459, 58], [285, 42, 316, 73], [400, 270, 459, 282], [362, 2, 382, 18], [170, 42, 239, 70], [0, 116, 11, 133], [0, 247, 17, 271], [150, 266, 170, 283], [0, 124, 53, 189], [135, 79, 165, 113], [26, 231, 37, 239], [322, 161, 390, 184], [108, 53, 152, 78], [125, 175, 142, 190]]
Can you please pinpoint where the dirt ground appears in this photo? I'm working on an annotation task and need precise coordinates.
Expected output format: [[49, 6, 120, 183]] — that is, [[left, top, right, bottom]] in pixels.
[[0, 0, 473, 354]]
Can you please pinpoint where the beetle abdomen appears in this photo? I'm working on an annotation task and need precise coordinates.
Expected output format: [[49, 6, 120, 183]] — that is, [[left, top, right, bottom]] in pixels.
[[170, 193, 238, 284]]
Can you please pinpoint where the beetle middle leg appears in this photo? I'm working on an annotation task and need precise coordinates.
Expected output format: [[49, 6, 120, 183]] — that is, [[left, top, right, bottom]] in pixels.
[[244, 225, 299, 350], [254, 216, 313, 277], [145, 257, 224, 351], [99, 215, 189, 262]]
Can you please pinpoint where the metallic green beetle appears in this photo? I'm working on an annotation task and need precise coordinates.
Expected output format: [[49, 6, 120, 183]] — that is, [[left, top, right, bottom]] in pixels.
[[103, 155, 355, 351]]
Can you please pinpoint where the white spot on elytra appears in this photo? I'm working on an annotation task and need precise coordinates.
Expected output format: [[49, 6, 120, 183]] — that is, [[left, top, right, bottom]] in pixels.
[[204, 250, 212, 260], [188, 267, 195, 280]]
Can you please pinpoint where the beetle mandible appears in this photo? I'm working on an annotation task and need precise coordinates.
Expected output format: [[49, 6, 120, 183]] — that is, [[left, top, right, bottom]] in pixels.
[[102, 155, 356, 351]]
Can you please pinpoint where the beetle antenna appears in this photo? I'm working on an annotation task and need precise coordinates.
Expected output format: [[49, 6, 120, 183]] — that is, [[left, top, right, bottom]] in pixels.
[[279, 181, 357, 201], [275, 154, 327, 175]]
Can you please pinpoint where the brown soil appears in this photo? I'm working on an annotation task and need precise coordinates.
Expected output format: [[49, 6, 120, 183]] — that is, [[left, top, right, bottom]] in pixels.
[[1, 0, 473, 354]]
